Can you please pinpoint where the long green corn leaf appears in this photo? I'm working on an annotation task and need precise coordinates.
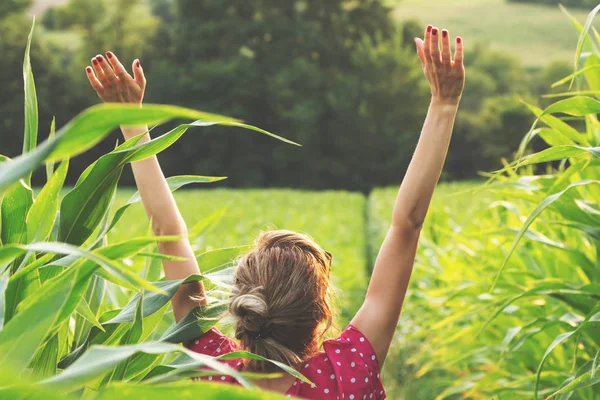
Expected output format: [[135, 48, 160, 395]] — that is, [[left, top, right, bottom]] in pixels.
[[93, 381, 288, 399], [45, 118, 55, 181], [26, 159, 68, 243], [1, 181, 34, 246], [105, 175, 226, 239], [104, 275, 207, 325], [41, 341, 250, 391], [0, 262, 95, 373], [22, 20, 38, 174], [572, 4, 600, 87], [491, 180, 600, 290]]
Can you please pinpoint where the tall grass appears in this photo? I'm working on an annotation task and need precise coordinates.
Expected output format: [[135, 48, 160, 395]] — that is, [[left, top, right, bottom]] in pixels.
[[371, 6, 600, 399], [0, 21, 302, 399]]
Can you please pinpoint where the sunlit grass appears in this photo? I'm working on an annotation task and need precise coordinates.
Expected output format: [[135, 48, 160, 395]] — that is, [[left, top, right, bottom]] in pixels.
[[389, 0, 596, 68], [111, 189, 368, 324]]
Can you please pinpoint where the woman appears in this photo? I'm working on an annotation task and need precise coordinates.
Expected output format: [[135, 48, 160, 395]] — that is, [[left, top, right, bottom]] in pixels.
[[86, 25, 464, 399]]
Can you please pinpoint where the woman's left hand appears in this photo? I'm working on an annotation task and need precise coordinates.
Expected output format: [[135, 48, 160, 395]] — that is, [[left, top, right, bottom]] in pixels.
[[414, 26, 465, 106], [85, 52, 146, 105]]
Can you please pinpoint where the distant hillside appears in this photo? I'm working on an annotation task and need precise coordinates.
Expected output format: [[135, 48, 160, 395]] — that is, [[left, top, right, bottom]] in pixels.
[[30, 0, 68, 16], [390, 0, 597, 68]]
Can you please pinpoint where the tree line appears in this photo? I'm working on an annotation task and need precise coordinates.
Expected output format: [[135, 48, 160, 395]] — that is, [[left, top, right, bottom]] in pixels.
[[2, 0, 573, 191]]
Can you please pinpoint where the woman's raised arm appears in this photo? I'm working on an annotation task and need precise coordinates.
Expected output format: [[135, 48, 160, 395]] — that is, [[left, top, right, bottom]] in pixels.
[[86, 52, 206, 322], [351, 26, 465, 365]]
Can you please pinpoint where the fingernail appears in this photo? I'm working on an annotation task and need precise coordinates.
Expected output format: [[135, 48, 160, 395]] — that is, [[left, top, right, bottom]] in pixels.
[[442, 30, 447, 38], [432, 28, 437, 35], [136, 60, 141, 68], [106, 52, 112, 59], [427, 25, 432, 33], [92, 59, 98, 65], [86, 67, 92, 73], [457, 37, 462, 44]]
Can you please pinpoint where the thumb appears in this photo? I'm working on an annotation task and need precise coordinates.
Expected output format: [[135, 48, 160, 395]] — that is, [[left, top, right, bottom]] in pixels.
[[414, 38, 425, 68], [133, 59, 146, 89]]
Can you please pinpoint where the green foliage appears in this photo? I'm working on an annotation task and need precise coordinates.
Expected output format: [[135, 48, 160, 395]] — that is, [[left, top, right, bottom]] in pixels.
[[369, 7, 600, 399], [0, 26, 302, 399], [0, 0, 32, 15]]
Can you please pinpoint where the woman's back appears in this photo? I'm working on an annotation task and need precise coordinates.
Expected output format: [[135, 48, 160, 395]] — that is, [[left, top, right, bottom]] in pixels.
[[190, 325, 386, 399]]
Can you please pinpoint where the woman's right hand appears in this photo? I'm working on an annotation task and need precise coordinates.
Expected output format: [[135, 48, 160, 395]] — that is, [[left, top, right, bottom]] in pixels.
[[414, 26, 465, 106], [85, 52, 146, 105]]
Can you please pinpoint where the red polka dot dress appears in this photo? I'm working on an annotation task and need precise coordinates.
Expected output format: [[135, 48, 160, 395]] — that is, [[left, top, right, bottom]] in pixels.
[[188, 324, 387, 399]]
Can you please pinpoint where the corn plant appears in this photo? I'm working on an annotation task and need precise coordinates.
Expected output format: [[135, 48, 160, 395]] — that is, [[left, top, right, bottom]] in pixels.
[[0, 22, 305, 399], [371, 5, 600, 400]]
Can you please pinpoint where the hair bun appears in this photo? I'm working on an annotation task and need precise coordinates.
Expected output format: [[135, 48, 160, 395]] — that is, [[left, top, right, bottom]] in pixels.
[[229, 288, 269, 338]]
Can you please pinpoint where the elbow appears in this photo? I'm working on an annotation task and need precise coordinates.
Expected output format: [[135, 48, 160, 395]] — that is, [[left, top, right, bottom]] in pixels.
[[391, 212, 425, 234], [152, 217, 188, 238]]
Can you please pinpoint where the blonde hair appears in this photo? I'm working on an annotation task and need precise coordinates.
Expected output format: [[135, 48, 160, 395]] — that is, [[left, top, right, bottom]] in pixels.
[[228, 230, 334, 372]]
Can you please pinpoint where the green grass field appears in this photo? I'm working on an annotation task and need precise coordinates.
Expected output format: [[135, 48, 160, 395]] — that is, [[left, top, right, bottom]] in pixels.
[[389, 0, 595, 68]]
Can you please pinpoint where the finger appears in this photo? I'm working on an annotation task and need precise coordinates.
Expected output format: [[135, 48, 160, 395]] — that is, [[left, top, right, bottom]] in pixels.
[[430, 27, 441, 65], [423, 25, 432, 62], [95, 55, 118, 88], [106, 51, 132, 82], [132, 59, 146, 89], [414, 38, 425, 68], [85, 66, 104, 93], [91, 56, 107, 86], [454, 36, 464, 66], [441, 29, 452, 65]]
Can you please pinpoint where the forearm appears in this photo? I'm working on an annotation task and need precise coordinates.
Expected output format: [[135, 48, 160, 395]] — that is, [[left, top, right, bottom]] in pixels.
[[122, 125, 204, 317], [121, 125, 186, 235], [392, 99, 459, 228], [87, 54, 204, 318]]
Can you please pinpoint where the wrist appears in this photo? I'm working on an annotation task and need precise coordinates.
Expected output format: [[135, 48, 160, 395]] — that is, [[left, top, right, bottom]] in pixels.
[[430, 97, 460, 111], [120, 125, 149, 140]]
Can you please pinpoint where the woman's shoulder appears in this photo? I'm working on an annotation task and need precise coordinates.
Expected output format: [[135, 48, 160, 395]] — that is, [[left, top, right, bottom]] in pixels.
[[291, 324, 386, 399], [188, 326, 239, 357], [323, 324, 381, 364]]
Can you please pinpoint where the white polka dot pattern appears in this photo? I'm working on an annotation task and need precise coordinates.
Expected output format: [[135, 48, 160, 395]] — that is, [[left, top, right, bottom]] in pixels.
[[317, 325, 386, 399], [187, 324, 386, 399]]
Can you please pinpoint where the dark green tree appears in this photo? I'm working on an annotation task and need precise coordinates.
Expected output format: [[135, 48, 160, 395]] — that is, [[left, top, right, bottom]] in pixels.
[[0, 5, 84, 176], [0, 0, 32, 15], [146, 0, 428, 191]]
